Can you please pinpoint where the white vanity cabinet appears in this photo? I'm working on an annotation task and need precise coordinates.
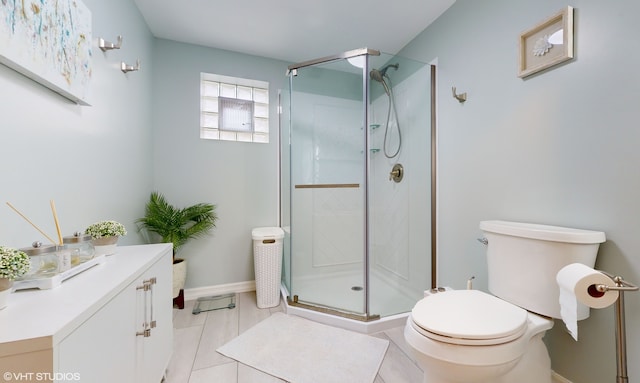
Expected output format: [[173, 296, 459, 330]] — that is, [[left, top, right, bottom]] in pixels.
[[0, 244, 173, 383]]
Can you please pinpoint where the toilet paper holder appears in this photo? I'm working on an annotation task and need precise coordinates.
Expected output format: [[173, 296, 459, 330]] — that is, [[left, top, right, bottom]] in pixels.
[[593, 271, 638, 383], [594, 271, 638, 293]]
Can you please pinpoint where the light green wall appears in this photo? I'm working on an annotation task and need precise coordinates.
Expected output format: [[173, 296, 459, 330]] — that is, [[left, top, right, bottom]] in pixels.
[[400, 0, 640, 381], [0, 0, 154, 248], [150, 39, 289, 288]]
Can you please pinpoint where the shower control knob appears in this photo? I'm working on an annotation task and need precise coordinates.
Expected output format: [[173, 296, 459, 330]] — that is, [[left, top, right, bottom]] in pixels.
[[389, 163, 403, 183]]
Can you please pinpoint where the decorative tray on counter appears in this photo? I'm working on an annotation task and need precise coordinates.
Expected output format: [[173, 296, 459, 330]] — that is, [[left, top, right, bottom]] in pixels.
[[13, 254, 106, 291]]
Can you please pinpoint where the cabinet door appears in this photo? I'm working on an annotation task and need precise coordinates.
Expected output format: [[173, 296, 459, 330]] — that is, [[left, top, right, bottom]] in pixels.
[[136, 252, 173, 383], [58, 283, 137, 383]]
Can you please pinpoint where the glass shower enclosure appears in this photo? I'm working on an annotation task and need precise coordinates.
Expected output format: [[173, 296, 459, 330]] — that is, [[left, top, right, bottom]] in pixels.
[[280, 48, 432, 321]]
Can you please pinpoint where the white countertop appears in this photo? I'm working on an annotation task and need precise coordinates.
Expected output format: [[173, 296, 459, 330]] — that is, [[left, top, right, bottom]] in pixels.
[[0, 243, 172, 357]]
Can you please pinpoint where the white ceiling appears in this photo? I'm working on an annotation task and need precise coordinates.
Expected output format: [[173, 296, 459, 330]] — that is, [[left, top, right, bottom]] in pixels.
[[133, 0, 456, 64]]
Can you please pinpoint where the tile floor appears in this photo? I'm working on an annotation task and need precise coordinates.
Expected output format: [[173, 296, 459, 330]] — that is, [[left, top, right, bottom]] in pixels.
[[166, 291, 424, 383]]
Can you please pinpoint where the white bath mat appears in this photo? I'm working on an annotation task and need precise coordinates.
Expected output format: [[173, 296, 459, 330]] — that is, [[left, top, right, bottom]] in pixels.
[[217, 312, 389, 383]]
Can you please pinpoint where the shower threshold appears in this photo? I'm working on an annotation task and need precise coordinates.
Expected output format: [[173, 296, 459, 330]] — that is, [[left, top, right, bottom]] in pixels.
[[287, 295, 380, 322]]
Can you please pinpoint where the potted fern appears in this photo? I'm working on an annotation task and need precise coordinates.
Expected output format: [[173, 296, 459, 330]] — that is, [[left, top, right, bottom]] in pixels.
[[136, 191, 218, 308]]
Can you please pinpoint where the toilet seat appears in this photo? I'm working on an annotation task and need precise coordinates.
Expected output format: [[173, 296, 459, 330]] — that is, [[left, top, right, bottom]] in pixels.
[[411, 290, 528, 346]]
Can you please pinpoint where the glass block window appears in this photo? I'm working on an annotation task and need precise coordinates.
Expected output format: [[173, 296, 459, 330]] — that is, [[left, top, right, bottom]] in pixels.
[[200, 73, 269, 143]]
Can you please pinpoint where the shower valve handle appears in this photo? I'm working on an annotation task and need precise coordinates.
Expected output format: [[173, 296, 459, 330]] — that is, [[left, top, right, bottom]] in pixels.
[[389, 163, 404, 182]]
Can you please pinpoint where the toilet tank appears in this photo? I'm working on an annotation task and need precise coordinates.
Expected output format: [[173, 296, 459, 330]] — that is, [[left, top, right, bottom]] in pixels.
[[480, 220, 606, 319]]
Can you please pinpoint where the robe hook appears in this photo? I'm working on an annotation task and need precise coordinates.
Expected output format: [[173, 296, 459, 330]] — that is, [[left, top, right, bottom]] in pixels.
[[99, 35, 123, 52], [121, 59, 140, 73], [452, 86, 467, 103]]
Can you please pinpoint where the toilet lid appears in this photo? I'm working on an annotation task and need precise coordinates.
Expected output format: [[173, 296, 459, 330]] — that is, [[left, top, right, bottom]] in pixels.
[[411, 290, 528, 345]]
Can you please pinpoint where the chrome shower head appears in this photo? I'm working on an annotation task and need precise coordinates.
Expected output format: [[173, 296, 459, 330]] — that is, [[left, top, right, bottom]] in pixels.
[[369, 69, 384, 84], [369, 63, 399, 83], [369, 63, 398, 94]]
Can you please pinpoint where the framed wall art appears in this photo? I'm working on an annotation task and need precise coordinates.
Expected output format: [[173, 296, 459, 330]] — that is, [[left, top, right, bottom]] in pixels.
[[518, 6, 574, 78], [0, 0, 92, 105]]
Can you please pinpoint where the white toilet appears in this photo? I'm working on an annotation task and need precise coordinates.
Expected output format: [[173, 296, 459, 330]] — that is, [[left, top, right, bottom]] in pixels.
[[404, 220, 606, 383]]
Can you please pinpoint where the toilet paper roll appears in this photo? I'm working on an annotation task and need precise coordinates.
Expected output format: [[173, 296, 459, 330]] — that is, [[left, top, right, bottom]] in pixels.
[[556, 263, 619, 341]]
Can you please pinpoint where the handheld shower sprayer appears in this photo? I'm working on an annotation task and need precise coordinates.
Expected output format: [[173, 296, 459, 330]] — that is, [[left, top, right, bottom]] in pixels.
[[369, 63, 402, 159]]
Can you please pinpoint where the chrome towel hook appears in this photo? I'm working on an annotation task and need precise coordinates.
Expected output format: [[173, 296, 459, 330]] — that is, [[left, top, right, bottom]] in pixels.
[[121, 59, 140, 73], [452, 86, 467, 103], [99, 35, 123, 52]]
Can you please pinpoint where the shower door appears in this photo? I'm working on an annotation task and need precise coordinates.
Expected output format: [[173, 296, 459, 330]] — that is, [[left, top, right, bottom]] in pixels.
[[367, 58, 432, 318], [287, 54, 368, 316], [282, 49, 433, 320]]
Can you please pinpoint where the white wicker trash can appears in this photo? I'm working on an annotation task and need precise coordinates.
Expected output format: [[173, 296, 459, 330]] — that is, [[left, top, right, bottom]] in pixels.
[[252, 227, 284, 308]]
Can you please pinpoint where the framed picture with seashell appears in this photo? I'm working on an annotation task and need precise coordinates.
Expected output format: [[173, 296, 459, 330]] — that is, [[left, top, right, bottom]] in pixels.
[[518, 6, 574, 78]]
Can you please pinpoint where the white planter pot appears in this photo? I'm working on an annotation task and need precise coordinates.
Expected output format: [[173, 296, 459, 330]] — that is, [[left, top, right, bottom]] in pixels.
[[173, 259, 187, 299], [91, 236, 119, 256], [0, 279, 13, 310]]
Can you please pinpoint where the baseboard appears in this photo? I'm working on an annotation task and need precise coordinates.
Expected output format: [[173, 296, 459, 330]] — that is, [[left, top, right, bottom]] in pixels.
[[551, 370, 573, 383], [184, 280, 256, 301]]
